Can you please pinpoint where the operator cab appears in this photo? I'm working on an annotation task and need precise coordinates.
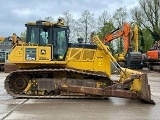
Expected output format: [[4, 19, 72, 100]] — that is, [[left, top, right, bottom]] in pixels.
[[25, 19, 69, 60]]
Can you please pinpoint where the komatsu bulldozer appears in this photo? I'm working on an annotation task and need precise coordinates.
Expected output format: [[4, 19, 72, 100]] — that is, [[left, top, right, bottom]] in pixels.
[[4, 19, 155, 104]]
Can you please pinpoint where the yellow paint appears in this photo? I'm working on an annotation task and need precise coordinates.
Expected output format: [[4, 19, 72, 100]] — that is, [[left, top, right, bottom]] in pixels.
[[119, 67, 143, 92], [133, 24, 139, 52], [24, 81, 31, 93], [0, 37, 5, 42], [130, 79, 142, 92], [66, 47, 111, 76], [8, 35, 112, 77], [114, 53, 125, 61]]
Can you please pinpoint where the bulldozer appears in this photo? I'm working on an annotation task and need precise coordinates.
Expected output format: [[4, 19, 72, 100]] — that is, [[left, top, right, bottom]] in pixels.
[[4, 19, 155, 104]]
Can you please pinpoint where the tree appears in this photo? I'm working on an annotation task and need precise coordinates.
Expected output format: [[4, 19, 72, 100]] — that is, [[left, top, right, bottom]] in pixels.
[[112, 7, 128, 54], [62, 11, 76, 42], [131, 0, 160, 41], [20, 31, 26, 41], [97, 20, 115, 54], [97, 21, 115, 40], [97, 11, 112, 30], [96, 11, 114, 39], [139, 28, 145, 52], [44, 16, 54, 22], [112, 7, 128, 27], [139, 29, 154, 52], [96, 11, 116, 54], [62, 11, 74, 26], [76, 10, 95, 43]]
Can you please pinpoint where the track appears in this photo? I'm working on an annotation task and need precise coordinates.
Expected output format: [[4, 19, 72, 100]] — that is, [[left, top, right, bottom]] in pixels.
[[148, 64, 160, 72], [4, 68, 113, 99]]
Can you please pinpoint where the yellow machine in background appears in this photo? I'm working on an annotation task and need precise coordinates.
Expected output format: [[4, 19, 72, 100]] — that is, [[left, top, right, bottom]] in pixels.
[[5, 19, 154, 104], [0, 37, 5, 42], [133, 24, 139, 52], [0, 37, 13, 71]]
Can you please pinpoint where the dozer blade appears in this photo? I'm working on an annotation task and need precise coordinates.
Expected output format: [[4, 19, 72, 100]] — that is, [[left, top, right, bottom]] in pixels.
[[139, 73, 155, 104], [59, 73, 155, 104]]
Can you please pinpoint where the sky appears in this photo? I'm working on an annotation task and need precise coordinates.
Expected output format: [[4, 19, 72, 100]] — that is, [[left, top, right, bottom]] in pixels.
[[0, 0, 139, 37]]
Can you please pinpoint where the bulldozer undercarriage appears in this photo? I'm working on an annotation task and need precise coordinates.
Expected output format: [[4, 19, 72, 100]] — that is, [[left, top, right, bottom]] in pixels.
[[4, 68, 155, 104]]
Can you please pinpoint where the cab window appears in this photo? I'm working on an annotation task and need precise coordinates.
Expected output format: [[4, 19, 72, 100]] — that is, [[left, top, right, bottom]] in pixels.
[[30, 27, 49, 45]]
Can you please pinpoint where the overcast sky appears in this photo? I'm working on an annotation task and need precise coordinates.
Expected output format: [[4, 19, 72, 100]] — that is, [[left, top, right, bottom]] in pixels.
[[0, 0, 139, 37]]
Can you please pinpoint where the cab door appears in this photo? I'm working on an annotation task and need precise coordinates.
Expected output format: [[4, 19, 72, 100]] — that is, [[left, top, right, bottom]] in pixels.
[[52, 27, 68, 60]]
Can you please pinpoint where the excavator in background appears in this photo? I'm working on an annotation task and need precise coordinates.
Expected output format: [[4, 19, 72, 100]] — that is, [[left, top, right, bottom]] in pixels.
[[145, 40, 160, 71], [0, 36, 21, 72], [103, 23, 143, 69], [4, 19, 154, 104]]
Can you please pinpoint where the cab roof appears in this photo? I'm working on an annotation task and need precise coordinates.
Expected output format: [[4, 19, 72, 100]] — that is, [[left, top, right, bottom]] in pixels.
[[25, 19, 66, 27]]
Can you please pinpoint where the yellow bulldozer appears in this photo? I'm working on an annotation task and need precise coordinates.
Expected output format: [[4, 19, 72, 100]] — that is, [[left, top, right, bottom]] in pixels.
[[5, 19, 155, 104]]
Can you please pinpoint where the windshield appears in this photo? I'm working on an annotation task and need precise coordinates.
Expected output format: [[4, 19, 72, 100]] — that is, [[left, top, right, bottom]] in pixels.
[[29, 27, 49, 45]]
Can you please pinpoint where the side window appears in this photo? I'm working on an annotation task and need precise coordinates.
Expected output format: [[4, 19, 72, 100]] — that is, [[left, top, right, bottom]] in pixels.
[[0, 52, 5, 62], [31, 28, 38, 44]]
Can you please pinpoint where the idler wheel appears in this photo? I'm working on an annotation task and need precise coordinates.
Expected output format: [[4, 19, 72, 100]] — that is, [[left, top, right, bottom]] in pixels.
[[11, 75, 29, 92]]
